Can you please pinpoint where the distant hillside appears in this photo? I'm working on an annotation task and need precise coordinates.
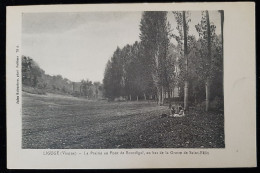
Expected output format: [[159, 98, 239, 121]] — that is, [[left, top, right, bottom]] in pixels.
[[22, 55, 103, 99]]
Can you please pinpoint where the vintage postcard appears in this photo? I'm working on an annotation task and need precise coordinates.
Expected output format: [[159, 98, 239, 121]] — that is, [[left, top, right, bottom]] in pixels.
[[6, 2, 256, 169]]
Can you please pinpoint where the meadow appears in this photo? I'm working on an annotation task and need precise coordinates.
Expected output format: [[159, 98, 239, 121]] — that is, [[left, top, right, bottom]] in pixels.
[[22, 92, 224, 149]]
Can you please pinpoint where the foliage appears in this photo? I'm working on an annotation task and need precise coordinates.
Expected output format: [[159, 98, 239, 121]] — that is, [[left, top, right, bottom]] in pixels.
[[22, 10, 224, 111], [171, 11, 191, 82], [103, 12, 175, 102], [80, 79, 94, 98], [195, 11, 217, 80], [22, 56, 45, 87], [194, 11, 223, 103], [103, 60, 114, 99], [139, 11, 171, 89], [22, 56, 103, 99], [103, 42, 152, 100]]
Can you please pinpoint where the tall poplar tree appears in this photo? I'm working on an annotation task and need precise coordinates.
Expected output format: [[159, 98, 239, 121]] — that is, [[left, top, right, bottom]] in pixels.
[[139, 11, 170, 105], [195, 11, 217, 111], [172, 11, 191, 110]]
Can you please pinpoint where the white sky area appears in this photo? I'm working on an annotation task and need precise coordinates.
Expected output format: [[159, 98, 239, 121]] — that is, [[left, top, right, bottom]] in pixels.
[[22, 11, 221, 83]]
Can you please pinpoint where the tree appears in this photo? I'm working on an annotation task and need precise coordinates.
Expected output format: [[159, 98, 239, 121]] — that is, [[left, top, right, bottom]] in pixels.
[[22, 56, 32, 86], [103, 60, 114, 99], [139, 11, 170, 105], [103, 41, 156, 101], [124, 42, 143, 100], [183, 11, 189, 110], [80, 79, 94, 98], [172, 11, 191, 110], [166, 43, 182, 99], [195, 11, 218, 111], [219, 10, 224, 100], [93, 81, 101, 99], [219, 10, 224, 59], [86, 80, 93, 98], [22, 55, 44, 87], [32, 75, 38, 88], [205, 11, 211, 112], [111, 47, 124, 98]]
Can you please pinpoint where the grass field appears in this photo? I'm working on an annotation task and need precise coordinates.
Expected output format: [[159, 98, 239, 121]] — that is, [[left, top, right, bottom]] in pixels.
[[22, 92, 225, 149]]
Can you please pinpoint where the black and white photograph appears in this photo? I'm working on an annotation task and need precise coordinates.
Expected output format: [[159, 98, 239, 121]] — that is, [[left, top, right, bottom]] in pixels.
[[6, 2, 256, 169], [21, 10, 224, 149]]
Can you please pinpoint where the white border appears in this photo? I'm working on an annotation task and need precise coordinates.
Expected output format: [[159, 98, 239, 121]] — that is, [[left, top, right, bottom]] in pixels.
[[6, 2, 256, 169]]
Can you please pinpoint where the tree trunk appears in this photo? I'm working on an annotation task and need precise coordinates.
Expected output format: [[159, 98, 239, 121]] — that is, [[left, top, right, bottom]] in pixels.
[[157, 87, 162, 105], [184, 81, 189, 110], [206, 10, 212, 112], [136, 96, 139, 101], [129, 95, 132, 101], [161, 86, 164, 105], [144, 93, 146, 100], [167, 88, 171, 108], [205, 78, 210, 111], [220, 10, 224, 100], [219, 10, 224, 57], [183, 11, 189, 111]]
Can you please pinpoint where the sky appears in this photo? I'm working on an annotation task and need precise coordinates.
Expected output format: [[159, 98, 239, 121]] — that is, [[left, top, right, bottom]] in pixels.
[[22, 11, 221, 83]]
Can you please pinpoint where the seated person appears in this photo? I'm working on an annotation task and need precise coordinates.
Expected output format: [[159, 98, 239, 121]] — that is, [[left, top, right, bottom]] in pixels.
[[170, 105, 185, 117]]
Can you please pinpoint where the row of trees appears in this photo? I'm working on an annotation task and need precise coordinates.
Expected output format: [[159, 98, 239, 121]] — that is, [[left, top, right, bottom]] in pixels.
[[22, 56, 103, 99], [103, 11, 224, 111], [103, 41, 154, 101], [79, 80, 102, 98]]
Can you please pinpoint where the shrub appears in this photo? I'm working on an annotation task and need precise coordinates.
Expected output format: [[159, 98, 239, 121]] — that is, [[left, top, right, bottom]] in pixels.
[[72, 91, 80, 97]]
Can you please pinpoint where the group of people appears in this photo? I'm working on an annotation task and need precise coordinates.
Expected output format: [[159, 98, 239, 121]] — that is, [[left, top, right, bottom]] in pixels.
[[170, 104, 185, 117], [159, 103, 185, 118]]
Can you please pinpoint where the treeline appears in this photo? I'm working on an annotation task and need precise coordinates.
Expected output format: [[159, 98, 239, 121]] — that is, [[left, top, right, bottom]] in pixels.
[[103, 11, 224, 111], [22, 56, 103, 99]]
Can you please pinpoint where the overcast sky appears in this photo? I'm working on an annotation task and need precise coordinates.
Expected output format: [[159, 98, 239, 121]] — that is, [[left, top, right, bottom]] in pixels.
[[22, 11, 221, 83]]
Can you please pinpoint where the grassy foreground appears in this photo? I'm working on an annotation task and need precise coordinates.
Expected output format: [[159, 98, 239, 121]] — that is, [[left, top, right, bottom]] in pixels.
[[22, 92, 225, 149]]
